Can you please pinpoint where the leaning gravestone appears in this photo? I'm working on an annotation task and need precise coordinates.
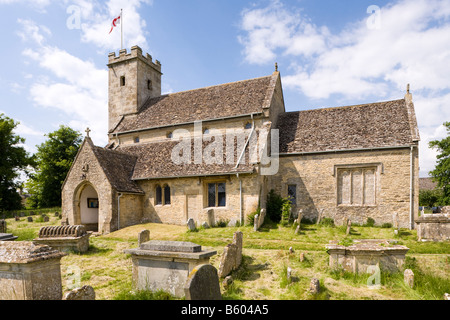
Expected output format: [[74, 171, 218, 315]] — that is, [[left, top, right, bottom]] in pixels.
[[310, 278, 320, 294], [218, 232, 243, 278], [184, 264, 221, 300]]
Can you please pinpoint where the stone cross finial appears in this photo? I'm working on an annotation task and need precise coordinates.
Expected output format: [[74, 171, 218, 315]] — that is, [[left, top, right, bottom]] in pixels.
[[407, 84, 410, 94], [275, 62, 278, 72], [85, 127, 91, 137]]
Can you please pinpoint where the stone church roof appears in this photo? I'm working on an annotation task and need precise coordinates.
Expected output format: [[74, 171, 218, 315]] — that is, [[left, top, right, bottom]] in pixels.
[[277, 98, 420, 154], [115, 136, 256, 180], [112, 74, 277, 134], [90, 144, 144, 194]]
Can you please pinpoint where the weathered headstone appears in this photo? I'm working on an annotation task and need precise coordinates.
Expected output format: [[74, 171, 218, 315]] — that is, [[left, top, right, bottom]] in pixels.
[[27, 216, 33, 222], [206, 208, 215, 227], [289, 247, 294, 254], [218, 231, 243, 278], [43, 216, 49, 222], [63, 285, 96, 300], [287, 267, 292, 283], [184, 264, 221, 300], [299, 252, 305, 262], [310, 278, 320, 294], [187, 218, 196, 231], [202, 221, 210, 229], [404, 269, 414, 288], [227, 219, 238, 227], [346, 219, 352, 235], [316, 209, 324, 225], [14, 216, 20, 221], [253, 214, 259, 232], [138, 229, 150, 246], [54, 212, 60, 217]]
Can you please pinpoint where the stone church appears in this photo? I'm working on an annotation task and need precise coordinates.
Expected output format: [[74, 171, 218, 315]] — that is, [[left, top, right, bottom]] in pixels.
[[61, 45, 420, 234]]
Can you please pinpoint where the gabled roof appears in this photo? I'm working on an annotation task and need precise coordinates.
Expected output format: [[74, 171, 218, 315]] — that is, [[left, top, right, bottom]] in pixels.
[[112, 73, 278, 134], [277, 98, 420, 154], [90, 143, 143, 193], [115, 135, 257, 180], [63, 137, 143, 194]]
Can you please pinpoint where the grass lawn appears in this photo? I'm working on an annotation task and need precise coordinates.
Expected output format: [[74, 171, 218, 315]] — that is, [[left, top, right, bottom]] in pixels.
[[3, 215, 449, 300]]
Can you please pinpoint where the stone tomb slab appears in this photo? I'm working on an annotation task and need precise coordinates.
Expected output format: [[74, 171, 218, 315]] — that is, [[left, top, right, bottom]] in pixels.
[[326, 239, 409, 273], [124, 240, 217, 298], [0, 233, 18, 241]]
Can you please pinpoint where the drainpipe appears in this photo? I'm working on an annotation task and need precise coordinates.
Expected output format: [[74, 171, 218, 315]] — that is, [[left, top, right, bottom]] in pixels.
[[239, 175, 243, 226], [235, 113, 256, 169], [410, 146, 414, 230], [118, 193, 123, 230]]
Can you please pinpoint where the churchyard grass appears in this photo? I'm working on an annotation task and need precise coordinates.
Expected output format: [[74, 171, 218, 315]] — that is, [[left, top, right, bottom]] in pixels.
[[3, 215, 449, 300]]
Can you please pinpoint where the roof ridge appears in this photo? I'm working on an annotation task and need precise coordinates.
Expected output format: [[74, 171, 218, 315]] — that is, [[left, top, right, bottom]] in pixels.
[[147, 74, 273, 101], [285, 98, 405, 114]]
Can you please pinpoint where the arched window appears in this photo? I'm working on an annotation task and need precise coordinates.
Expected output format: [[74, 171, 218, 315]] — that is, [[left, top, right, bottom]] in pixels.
[[244, 122, 252, 130], [203, 128, 210, 135], [155, 185, 162, 205], [164, 185, 171, 205]]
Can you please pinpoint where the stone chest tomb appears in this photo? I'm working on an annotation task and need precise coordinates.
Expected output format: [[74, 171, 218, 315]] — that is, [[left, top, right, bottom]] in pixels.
[[415, 214, 450, 242], [326, 239, 409, 273], [0, 241, 66, 300], [124, 240, 217, 297], [33, 225, 90, 253]]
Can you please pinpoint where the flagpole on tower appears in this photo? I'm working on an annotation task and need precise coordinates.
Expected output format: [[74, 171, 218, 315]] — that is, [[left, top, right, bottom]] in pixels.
[[121, 8, 123, 49]]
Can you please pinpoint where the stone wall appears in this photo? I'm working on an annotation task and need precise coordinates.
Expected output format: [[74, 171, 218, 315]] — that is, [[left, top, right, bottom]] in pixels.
[[269, 147, 419, 228], [136, 173, 260, 226]]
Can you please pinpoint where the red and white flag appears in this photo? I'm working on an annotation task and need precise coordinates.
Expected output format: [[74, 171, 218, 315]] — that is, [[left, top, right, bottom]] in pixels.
[[109, 13, 121, 34]]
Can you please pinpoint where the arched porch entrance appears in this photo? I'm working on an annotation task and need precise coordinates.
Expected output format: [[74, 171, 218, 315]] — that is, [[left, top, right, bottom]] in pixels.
[[74, 182, 99, 232]]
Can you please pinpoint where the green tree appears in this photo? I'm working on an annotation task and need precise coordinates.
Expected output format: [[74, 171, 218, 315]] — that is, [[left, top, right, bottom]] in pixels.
[[419, 189, 443, 208], [0, 114, 32, 211], [27, 125, 82, 208], [429, 122, 450, 205]]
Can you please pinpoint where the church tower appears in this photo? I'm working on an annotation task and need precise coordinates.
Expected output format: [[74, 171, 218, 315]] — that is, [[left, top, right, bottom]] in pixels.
[[107, 45, 162, 132]]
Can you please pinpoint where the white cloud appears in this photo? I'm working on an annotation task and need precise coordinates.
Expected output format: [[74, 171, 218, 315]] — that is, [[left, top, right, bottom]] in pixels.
[[17, 19, 51, 45], [239, 0, 450, 177], [67, 0, 152, 51], [19, 19, 108, 145]]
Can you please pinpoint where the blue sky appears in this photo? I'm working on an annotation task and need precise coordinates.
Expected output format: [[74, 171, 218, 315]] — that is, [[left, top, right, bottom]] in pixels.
[[1, 0, 449, 179]]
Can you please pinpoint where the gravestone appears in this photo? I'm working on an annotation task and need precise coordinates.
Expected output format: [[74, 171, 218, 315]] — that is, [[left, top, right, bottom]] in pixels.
[[415, 214, 450, 242], [299, 252, 305, 262], [346, 219, 352, 235], [138, 229, 150, 246], [15, 216, 20, 221], [218, 232, 243, 278], [27, 217, 33, 222], [54, 212, 60, 217], [310, 278, 320, 294], [287, 267, 292, 283], [184, 264, 221, 300], [404, 269, 414, 288], [63, 285, 95, 300], [43, 216, 49, 222], [187, 218, 196, 231]]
